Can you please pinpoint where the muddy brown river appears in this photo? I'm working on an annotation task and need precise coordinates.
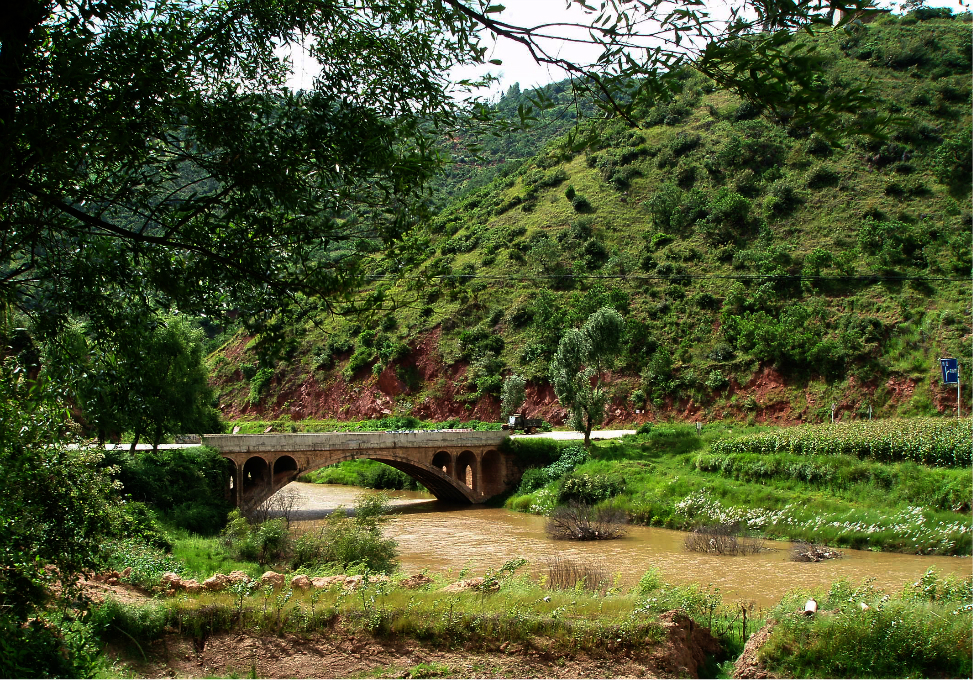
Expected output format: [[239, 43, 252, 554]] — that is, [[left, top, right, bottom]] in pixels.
[[284, 482, 971, 608]]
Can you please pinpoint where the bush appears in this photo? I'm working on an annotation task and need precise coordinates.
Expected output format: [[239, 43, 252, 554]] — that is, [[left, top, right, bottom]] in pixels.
[[763, 179, 800, 216], [106, 446, 232, 535], [221, 511, 290, 564], [558, 472, 625, 505], [171, 501, 226, 535], [546, 502, 627, 540], [517, 468, 552, 495], [292, 496, 398, 573], [248, 367, 274, 404], [760, 575, 972, 679], [805, 164, 840, 188], [571, 194, 592, 212]]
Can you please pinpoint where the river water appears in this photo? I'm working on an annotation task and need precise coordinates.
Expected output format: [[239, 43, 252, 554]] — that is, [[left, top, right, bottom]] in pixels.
[[284, 482, 971, 608]]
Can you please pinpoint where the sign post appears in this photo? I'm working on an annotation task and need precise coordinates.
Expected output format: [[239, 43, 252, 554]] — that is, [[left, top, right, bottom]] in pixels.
[[939, 358, 960, 418]]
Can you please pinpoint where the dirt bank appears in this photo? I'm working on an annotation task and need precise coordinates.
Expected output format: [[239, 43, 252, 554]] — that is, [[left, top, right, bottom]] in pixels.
[[108, 609, 720, 679], [212, 327, 952, 426]]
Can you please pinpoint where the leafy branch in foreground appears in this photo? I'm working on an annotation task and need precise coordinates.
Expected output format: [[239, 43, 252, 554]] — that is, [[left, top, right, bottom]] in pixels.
[[2, 0, 886, 348]]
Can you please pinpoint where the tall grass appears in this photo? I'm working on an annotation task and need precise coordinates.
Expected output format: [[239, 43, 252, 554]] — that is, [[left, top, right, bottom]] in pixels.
[[711, 418, 972, 467], [759, 570, 973, 678], [97, 567, 669, 657]]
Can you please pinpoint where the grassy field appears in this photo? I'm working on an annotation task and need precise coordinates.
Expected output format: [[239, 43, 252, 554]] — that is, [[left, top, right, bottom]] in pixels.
[[502, 420, 972, 555]]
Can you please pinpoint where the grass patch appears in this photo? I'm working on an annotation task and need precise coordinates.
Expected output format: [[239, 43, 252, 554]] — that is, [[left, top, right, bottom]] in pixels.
[[503, 422, 973, 555], [759, 569, 973, 678]]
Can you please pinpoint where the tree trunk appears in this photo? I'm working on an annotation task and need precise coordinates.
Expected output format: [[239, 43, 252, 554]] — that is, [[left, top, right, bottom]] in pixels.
[[129, 427, 142, 453], [152, 424, 163, 453]]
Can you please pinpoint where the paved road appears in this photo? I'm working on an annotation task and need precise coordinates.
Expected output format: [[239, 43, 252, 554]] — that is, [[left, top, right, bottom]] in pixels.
[[511, 429, 636, 440], [95, 429, 637, 449]]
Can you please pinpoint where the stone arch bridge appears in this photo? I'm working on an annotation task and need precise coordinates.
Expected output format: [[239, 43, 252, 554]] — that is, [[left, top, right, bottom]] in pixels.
[[202, 430, 523, 509]]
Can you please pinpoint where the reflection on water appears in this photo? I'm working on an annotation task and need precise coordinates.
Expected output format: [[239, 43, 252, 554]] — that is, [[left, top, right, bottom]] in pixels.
[[282, 482, 971, 608]]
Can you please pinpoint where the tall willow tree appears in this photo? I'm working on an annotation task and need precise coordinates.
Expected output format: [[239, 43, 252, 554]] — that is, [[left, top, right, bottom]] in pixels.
[[550, 307, 626, 447]]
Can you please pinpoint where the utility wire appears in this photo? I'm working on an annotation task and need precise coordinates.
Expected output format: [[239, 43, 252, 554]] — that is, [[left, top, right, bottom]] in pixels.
[[367, 273, 972, 282]]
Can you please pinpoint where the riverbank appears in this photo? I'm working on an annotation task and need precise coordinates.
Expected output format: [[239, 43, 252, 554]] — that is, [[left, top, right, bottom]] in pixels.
[[93, 563, 971, 679], [503, 420, 972, 556], [300, 420, 972, 555]]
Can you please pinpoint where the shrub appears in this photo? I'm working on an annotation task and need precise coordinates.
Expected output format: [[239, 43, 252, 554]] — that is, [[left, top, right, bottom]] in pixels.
[[558, 472, 625, 505], [806, 165, 840, 188], [106, 446, 232, 535], [683, 523, 766, 555], [248, 367, 274, 404], [292, 500, 398, 573], [571, 194, 593, 213], [221, 511, 290, 564], [763, 179, 800, 216], [702, 188, 753, 243], [933, 131, 972, 186], [517, 468, 551, 495], [546, 502, 627, 540], [761, 576, 972, 679]]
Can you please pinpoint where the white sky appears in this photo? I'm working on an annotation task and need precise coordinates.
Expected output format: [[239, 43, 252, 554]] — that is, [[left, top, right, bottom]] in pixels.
[[286, 0, 969, 96]]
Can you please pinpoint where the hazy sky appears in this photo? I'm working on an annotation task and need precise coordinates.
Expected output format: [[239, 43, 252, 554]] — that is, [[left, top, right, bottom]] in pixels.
[[286, 0, 969, 96]]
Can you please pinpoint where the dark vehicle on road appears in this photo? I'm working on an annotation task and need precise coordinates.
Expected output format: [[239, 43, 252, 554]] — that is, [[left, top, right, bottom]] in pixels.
[[502, 413, 543, 434]]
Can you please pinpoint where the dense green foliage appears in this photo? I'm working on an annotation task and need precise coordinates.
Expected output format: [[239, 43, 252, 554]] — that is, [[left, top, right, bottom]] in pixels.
[[44, 316, 223, 446], [104, 446, 233, 534], [711, 418, 972, 466], [0, 360, 119, 677], [505, 422, 972, 554], [760, 570, 973, 678], [228, 416, 503, 434], [215, 11, 973, 423], [222, 494, 399, 573]]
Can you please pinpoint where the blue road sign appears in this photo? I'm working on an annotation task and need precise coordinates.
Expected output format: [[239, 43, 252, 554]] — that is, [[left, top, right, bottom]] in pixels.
[[940, 358, 959, 384]]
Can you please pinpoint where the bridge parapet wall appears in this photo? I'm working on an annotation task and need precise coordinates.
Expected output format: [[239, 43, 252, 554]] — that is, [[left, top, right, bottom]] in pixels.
[[204, 430, 509, 454]]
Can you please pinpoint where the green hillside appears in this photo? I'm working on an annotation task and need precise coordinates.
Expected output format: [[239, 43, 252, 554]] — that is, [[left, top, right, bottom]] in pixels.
[[211, 11, 972, 426]]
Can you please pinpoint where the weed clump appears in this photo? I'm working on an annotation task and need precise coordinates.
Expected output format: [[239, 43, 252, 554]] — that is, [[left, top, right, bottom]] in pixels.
[[683, 523, 767, 556], [546, 501, 627, 540]]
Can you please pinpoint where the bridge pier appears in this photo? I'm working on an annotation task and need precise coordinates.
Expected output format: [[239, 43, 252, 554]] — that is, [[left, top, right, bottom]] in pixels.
[[204, 430, 522, 509]]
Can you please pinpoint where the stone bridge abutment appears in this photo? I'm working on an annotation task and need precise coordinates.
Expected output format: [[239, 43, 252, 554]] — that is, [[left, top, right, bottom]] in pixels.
[[203, 431, 521, 509]]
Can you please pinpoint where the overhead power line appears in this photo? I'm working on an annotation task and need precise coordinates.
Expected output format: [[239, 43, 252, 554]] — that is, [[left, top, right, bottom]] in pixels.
[[367, 273, 972, 283]]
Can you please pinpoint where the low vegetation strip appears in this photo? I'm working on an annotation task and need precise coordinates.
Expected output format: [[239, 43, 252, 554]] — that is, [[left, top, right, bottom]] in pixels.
[[754, 571, 973, 679], [710, 418, 972, 467], [504, 424, 972, 555]]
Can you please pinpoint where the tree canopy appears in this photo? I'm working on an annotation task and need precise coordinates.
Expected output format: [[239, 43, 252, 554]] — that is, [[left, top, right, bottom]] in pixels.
[[2, 0, 881, 344], [43, 315, 222, 448], [550, 307, 626, 446]]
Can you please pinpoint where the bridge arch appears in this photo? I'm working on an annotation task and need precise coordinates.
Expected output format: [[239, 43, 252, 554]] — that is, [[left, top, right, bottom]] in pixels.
[[242, 456, 270, 496], [455, 450, 477, 491], [273, 455, 298, 485], [432, 450, 453, 477], [296, 451, 478, 504]]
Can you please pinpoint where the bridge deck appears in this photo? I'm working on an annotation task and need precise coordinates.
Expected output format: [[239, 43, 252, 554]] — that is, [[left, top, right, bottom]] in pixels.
[[203, 429, 509, 453]]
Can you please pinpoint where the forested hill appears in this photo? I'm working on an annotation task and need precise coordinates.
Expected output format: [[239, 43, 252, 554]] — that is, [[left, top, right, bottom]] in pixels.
[[209, 10, 972, 426]]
